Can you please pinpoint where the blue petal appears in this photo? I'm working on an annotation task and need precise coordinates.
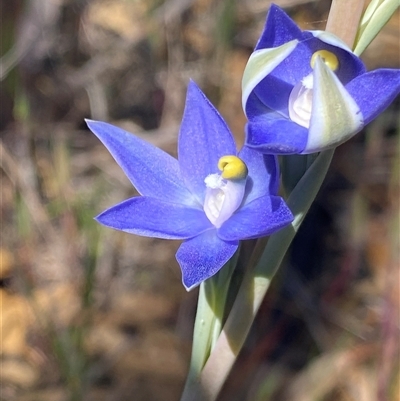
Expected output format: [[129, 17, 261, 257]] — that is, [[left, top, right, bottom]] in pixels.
[[346, 69, 400, 125], [238, 146, 279, 204], [218, 195, 293, 241], [245, 108, 308, 154], [252, 37, 365, 116], [307, 31, 366, 84], [242, 40, 299, 115], [177, 230, 238, 291], [256, 4, 303, 50], [256, 39, 312, 92], [245, 86, 274, 120], [253, 73, 296, 117], [96, 197, 212, 240], [86, 120, 195, 205], [178, 81, 236, 204]]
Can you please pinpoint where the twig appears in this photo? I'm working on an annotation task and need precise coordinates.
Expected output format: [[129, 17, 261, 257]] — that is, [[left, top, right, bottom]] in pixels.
[[325, 0, 365, 47]]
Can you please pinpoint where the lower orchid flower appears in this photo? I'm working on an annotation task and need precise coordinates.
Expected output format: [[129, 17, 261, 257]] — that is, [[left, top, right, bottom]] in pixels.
[[87, 81, 293, 290], [242, 4, 400, 154]]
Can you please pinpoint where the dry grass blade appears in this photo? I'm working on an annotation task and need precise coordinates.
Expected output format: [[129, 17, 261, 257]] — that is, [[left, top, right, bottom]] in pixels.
[[0, 140, 56, 242]]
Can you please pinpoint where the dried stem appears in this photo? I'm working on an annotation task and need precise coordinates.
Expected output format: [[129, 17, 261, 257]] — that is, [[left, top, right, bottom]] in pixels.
[[325, 0, 366, 48]]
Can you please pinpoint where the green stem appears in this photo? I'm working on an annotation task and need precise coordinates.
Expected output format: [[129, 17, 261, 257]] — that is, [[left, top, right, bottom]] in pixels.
[[184, 281, 215, 386], [181, 149, 334, 401], [180, 251, 239, 400]]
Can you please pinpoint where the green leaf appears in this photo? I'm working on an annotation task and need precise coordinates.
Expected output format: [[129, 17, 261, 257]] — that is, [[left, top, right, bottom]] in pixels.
[[354, 0, 399, 55]]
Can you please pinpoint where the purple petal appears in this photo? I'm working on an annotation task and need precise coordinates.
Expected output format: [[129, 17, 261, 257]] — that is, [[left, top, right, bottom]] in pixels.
[[346, 69, 400, 125], [256, 4, 303, 50], [178, 81, 237, 204], [96, 197, 212, 240], [245, 109, 308, 154], [238, 146, 280, 203], [177, 231, 238, 290], [86, 120, 194, 205], [218, 195, 293, 241]]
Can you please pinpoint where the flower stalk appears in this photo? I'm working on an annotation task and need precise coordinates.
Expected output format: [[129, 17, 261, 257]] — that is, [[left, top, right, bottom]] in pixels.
[[181, 252, 239, 399], [183, 148, 334, 401], [181, 1, 368, 400]]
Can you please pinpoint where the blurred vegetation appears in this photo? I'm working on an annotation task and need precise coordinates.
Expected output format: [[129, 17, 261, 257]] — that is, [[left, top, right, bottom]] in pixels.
[[0, 0, 399, 400]]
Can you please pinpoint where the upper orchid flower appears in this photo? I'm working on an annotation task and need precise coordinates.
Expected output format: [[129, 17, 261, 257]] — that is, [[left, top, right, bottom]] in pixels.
[[87, 81, 293, 290], [242, 4, 400, 154]]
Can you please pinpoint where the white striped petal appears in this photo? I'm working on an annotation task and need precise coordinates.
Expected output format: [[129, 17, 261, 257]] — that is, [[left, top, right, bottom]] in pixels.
[[305, 57, 364, 153], [242, 40, 298, 114], [308, 30, 352, 52]]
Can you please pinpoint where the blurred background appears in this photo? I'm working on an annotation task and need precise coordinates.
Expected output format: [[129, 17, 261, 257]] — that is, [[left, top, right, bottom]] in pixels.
[[0, 0, 399, 400]]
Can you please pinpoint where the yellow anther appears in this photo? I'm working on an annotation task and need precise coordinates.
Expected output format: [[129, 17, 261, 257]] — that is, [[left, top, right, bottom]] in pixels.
[[310, 50, 339, 71], [218, 155, 248, 180]]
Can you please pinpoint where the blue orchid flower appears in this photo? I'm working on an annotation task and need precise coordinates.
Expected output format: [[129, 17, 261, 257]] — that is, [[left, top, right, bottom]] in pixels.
[[242, 4, 400, 154], [87, 81, 293, 290]]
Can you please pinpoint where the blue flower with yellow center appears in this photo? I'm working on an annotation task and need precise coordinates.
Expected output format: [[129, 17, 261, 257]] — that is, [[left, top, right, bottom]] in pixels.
[[87, 81, 293, 290], [242, 4, 400, 154]]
